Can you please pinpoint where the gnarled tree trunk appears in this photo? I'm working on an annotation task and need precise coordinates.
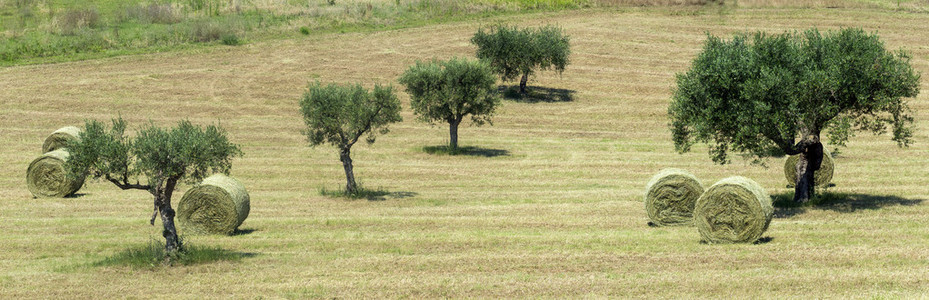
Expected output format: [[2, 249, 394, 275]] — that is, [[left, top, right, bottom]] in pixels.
[[157, 177, 181, 253], [519, 73, 529, 94], [793, 141, 824, 203], [339, 147, 357, 193]]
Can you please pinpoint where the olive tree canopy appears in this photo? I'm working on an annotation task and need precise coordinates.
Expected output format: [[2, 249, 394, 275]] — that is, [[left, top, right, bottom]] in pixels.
[[65, 118, 242, 253], [299, 82, 402, 194], [669, 28, 920, 203], [471, 24, 570, 94], [399, 57, 499, 151]]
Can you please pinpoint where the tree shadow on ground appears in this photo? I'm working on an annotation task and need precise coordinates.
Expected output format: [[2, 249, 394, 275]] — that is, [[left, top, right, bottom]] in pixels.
[[364, 191, 418, 201], [772, 192, 924, 218], [698, 236, 773, 245], [232, 228, 258, 236], [498, 85, 575, 103], [422, 145, 510, 157], [754, 237, 774, 244], [320, 187, 418, 201], [89, 241, 258, 269]]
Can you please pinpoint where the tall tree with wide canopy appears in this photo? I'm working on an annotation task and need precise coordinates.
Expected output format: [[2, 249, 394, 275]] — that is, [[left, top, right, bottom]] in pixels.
[[669, 28, 920, 203], [300, 82, 402, 194], [471, 24, 570, 94], [65, 118, 242, 253], [399, 57, 499, 151]]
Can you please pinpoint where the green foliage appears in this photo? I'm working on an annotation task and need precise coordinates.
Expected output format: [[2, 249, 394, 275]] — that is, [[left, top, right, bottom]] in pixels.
[[63, 118, 242, 252], [473, 0, 589, 9], [187, 0, 223, 16], [299, 26, 311, 35], [0, 2, 265, 64], [300, 82, 401, 194], [471, 24, 571, 86], [299, 82, 403, 150], [135, 120, 241, 184], [399, 57, 499, 149], [188, 20, 230, 43], [221, 33, 240, 45], [399, 57, 500, 126], [65, 118, 132, 182], [669, 28, 920, 164], [0, 0, 590, 66], [57, 8, 101, 35], [120, 4, 180, 24], [65, 118, 241, 253], [65, 117, 243, 186]]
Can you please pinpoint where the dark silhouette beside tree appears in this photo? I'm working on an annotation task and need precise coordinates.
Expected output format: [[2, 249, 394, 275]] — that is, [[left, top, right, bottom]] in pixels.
[[299, 82, 402, 194], [64, 118, 242, 254], [471, 24, 570, 94], [399, 57, 499, 151], [669, 28, 920, 203]]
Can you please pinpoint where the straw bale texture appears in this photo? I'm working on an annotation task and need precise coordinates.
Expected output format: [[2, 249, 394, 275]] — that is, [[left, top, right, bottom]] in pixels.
[[178, 174, 250, 235], [644, 168, 704, 226], [694, 176, 773, 243], [26, 149, 85, 198], [41, 126, 81, 153]]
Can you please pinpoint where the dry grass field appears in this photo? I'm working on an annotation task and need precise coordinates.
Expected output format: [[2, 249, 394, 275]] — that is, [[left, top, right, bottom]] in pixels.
[[2, 5, 929, 298]]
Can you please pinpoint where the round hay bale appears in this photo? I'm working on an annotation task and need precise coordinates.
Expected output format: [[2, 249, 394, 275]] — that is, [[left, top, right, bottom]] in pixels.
[[26, 149, 85, 198], [42, 126, 81, 153], [177, 174, 250, 235], [694, 176, 773, 244], [644, 168, 704, 226], [783, 152, 834, 187]]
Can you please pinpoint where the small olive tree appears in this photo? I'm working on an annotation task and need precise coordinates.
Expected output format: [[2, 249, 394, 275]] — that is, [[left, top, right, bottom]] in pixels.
[[399, 57, 499, 151], [471, 24, 570, 94], [670, 28, 920, 203], [65, 118, 242, 253], [300, 82, 402, 194]]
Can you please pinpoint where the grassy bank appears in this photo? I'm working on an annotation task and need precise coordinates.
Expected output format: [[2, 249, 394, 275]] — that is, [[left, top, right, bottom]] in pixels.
[[0, 0, 597, 66], [4, 0, 927, 66]]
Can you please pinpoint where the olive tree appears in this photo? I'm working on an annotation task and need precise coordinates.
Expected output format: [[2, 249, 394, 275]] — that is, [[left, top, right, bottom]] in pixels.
[[398, 57, 499, 151], [670, 28, 920, 203], [65, 118, 242, 253], [300, 82, 402, 194], [471, 24, 570, 94]]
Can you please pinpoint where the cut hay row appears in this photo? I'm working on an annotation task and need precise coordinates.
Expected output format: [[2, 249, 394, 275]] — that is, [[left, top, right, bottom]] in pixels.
[[177, 174, 250, 235], [42, 126, 81, 153], [26, 149, 85, 198], [783, 152, 834, 187], [694, 176, 773, 244], [644, 168, 704, 226]]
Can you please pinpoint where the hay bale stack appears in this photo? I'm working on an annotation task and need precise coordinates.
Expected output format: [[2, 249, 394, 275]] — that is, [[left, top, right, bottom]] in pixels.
[[644, 168, 704, 226], [26, 149, 85, 198], [783, 152, 834, 187], [694, 176, 773, 243], [178, 174, 250, 235], [42, 126, 81, 153]]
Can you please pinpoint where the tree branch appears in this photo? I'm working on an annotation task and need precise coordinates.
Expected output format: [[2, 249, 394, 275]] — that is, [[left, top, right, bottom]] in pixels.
[[786, 138, 819, 156], [350, 105, 384, 145], [150, 206, 158, 225], [105, 174, 151, 191], [336, 128, 349, 148], [760, 129, 796, 155]]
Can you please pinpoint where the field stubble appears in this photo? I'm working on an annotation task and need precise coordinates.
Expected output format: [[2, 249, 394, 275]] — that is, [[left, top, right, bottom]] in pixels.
[[2, 7, 929, 298]]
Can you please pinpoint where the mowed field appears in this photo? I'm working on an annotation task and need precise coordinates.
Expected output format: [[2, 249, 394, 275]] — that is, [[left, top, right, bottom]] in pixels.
[[2, 6, 929, 298]]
